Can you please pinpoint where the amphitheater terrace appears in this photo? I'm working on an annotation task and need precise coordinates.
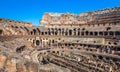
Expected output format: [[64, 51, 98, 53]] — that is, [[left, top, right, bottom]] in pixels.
[[0, 7, 120, 72]]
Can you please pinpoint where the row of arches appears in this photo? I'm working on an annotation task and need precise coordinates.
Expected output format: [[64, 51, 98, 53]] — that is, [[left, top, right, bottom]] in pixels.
[[30, 28, 120, 37], [28, 37, 58, 48], [57, 43, 120, 54], [4, 25, 30, 35]]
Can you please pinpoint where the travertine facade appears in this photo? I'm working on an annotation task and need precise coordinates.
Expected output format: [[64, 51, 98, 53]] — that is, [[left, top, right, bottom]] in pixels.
[[0, 7, 120, 72]]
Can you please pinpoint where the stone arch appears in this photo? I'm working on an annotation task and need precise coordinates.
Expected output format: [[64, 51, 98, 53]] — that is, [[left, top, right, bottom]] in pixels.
[[85, 31, 89, 36], [65, 31, 68, 36], [115, 31, 120, 36], [73, 28, 76, 36], [33, 29, 36, 35], [90, 32, 93, 36], [92, 55, 96, 58], [94, 32, 98, 36], [0, 30, 3, 35], [36, 40, 40, 46], [24, 27, 30, 34], [69, 29, 72, 36], [61, 28, 64, 36], [36, 28, 41, 35], [11, 25, 14, 28], [44, 32, 47, 35], [16, 45, 25, 53], [51, 28, 54, 35], [48, 28, 51, 35], [54, 28, 58, 35], [99, 32, 103, 36], [78, 28, 80, 36], [65, 28, 68, 36], [58, 28, 61, 35], [15, 26, 19, 28], [81, 31, 84, 36], [48, 39, 51, 46], [41, 32, 44, 35], [52, 40, 55, 44], [98, 55, 103, 60], [30, 31, 33, 35], [58, 28, 61, 31], [109, 31, 114, 36], [104, 31, 108, 36]]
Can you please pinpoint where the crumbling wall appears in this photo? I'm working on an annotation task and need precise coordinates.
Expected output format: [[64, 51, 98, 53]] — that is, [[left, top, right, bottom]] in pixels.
[[40, 7, 120, 27]]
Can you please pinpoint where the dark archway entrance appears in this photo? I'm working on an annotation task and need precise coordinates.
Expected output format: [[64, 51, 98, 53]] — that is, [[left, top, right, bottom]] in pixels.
[[69, 30, 72, 36], [0, 30, 2, 35], [36, 40, 40, 46]]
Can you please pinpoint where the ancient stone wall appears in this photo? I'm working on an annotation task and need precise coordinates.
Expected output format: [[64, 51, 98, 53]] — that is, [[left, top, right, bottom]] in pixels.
[[0, 18, 32, 27], [40, 7, 120, 27], [0, 6, 120, 72]]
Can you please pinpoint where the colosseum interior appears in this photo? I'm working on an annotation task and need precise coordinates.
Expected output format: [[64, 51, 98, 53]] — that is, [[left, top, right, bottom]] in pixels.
[[0, 7, 120, 72]]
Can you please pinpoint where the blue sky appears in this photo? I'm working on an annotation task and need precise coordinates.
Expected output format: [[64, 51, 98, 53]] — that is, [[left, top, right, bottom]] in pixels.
[[0, 0, 120, 26]]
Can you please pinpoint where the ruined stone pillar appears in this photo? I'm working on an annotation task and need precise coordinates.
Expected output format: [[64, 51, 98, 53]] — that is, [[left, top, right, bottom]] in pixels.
[[76, 30, 78, 36], [68, 30, 69, 36], [80, 30, 82, 36], [84, 31, 86, 36], [103, 31, 105, 37], [72, 30, 74, 36], [98, 32, 99, 36], [60, 28, 61, 36]]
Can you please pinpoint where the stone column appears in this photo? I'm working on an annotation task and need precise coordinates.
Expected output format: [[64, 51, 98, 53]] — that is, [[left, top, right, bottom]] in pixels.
[[80, 30, 81, 36], [84, 31, 86, 36], [72, 30, 74, 36], [68, 30, 69, 36]]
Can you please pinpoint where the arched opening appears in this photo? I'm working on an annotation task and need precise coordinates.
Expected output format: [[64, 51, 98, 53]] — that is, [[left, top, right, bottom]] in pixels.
[[55, 31, 57, 35], [58, 28, 60, 31], [65, 32, 68, 36], [74, 28, 76, 31], [16, 45, 25, 53], [57, 51, 59, 54], [36, 28, 41, 35], [24, 27, 29, 35], [98, 56, 103, 60], [51, 30, 54, 35], [93, 55, 96, 58], [72, 43, 75, 46], [115, 31, 120, 36], [105, 13, 109, 16], [94, 32, 98, 36], [33, 29, 36, 35], [52, 40, 54, 44], [41, 32, 44, 35], [81, 32, 84, 36], [78, 31, 80, 36], [106, 27, 111, 31], [69, 29, 72, 36], [62, 28, 64, 35], [74, 28, 76, 36], [15, 26, 18, 28], [0, 30, 2, 35], [104, 32, 108, 36], [90, 32, 93, 36], [85, 31, 89, 36], [109, 31, 114, 36], [45, 32, 47, 35], [68, 44, 71, 46], [99, 32, 103, 36], [58, 28, 61, 35], [48, 31, 50, 35], [31, 31, 33, 35], [52, 51, 55, 53], [36, 40, 40, 46]]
